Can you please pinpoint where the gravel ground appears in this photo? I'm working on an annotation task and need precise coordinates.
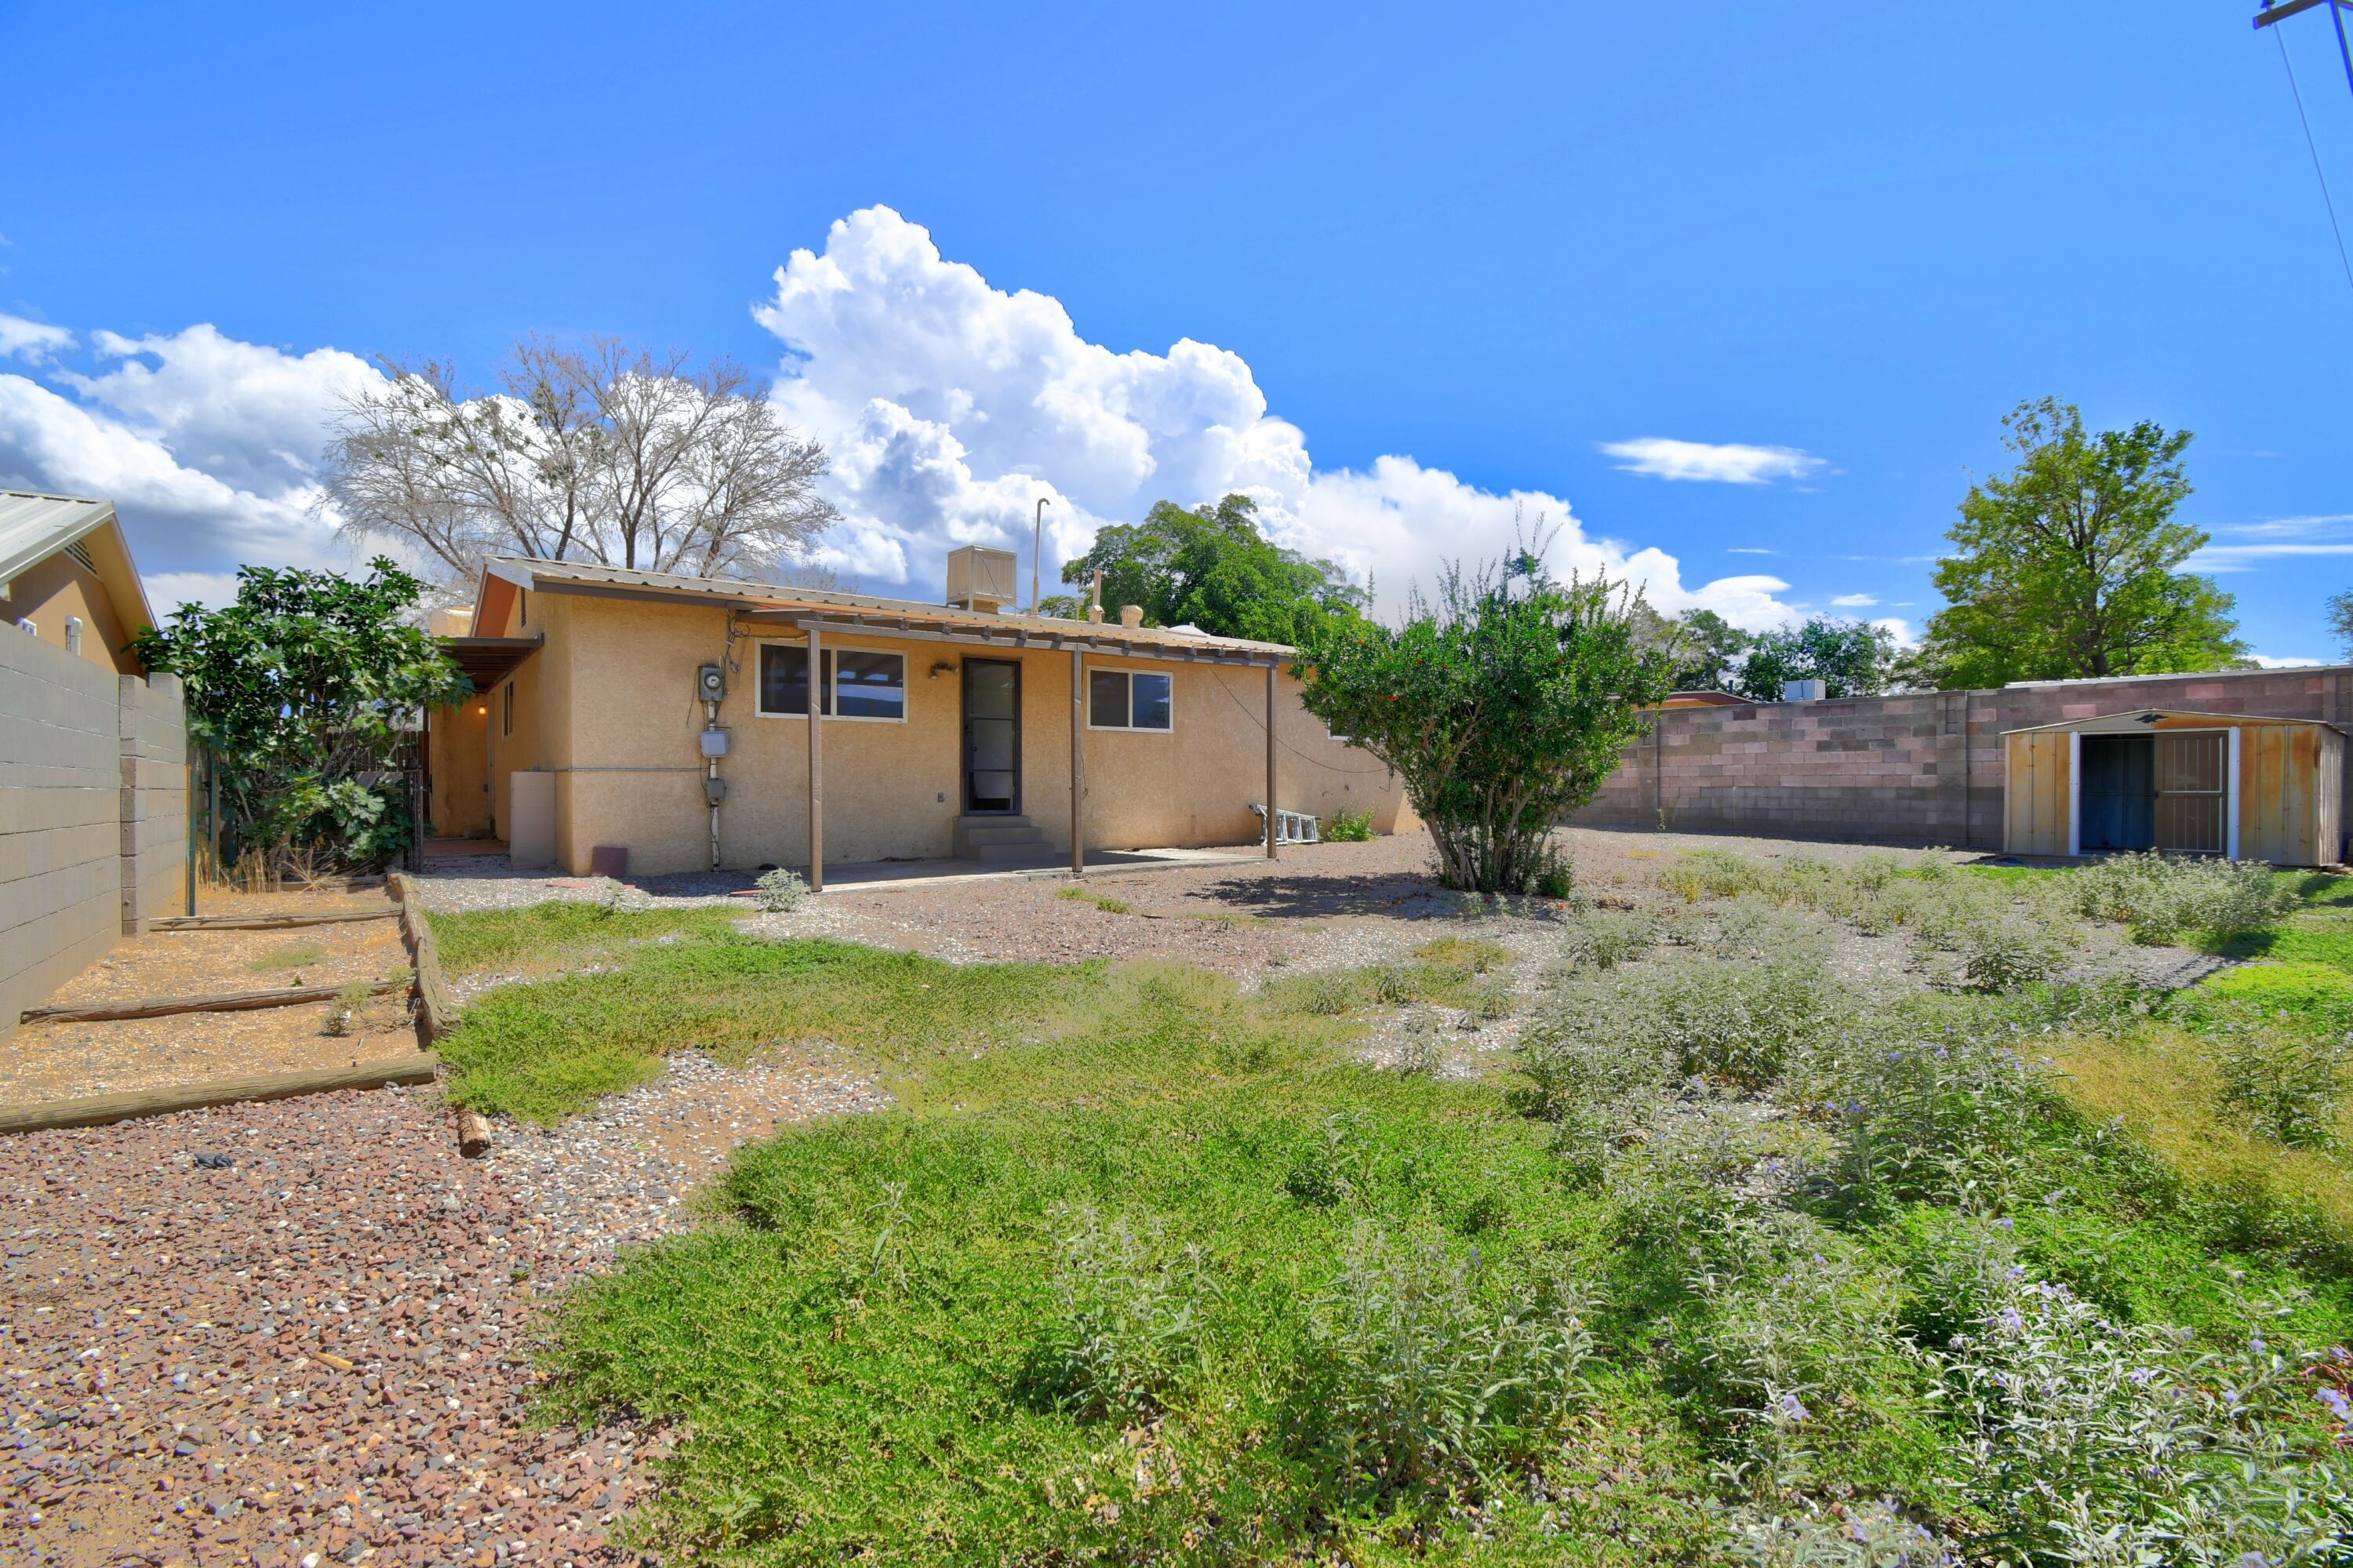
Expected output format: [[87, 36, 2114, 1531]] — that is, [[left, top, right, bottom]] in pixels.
[[483, 1049, 890, 1272], [3, 1086, 660, 1568]]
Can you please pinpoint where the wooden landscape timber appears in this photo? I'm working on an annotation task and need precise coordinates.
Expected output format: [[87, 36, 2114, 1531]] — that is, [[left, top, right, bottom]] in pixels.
[[387, 872, 485, 1158], [387, 873, 461, 1043], [152, 908, 399, 932], [19, 977, 407, 1024], [0, 1054, 442, 1135]]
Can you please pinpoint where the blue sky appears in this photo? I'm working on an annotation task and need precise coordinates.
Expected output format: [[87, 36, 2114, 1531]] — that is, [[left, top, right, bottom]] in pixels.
[[2, 1, 2350, 661]]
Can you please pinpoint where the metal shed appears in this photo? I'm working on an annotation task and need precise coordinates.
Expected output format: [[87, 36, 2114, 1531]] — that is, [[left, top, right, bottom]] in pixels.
[[2002, 709, 2344, 866]]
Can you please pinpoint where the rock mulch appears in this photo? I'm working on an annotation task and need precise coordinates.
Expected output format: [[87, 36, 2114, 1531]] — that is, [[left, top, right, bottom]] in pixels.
[[2, 1086, 660, 1568], [483, 1050, 891, 1271]]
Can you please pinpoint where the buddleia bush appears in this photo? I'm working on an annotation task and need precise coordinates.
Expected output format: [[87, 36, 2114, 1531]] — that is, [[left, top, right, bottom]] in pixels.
[[1827, 1028, 2049, 1217], [1548, 907, 1659, 975], [2215, 1027, 2349, 1149], [1297, 1221, 1596, 1495], [2071, 849, 2297, 944], [1944, 1278, 2353, 1565]]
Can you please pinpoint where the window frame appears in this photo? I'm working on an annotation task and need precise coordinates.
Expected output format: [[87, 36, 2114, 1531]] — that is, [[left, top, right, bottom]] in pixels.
[[754, 642, 909, 723], [501, 680, 515, 737], [1086, 667, 1175, 733]]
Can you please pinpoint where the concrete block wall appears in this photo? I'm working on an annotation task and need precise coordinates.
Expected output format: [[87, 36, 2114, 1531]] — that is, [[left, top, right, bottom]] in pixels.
[[1573, 666, 2353, 853], [1, 629, 187, 1039]]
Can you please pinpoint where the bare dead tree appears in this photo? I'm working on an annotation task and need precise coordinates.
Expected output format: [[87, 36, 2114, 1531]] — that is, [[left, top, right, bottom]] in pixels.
[[321, 337, 835, 586]]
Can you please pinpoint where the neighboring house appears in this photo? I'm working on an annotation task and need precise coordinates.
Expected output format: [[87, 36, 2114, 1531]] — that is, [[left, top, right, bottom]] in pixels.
[[2, 493, 186, 1039], [425, 547, 1414, 879], [1, 490, 155, 672]]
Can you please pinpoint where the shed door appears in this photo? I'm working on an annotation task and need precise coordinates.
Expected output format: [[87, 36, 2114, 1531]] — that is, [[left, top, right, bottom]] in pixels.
[[2155, 731, 2227, 854]]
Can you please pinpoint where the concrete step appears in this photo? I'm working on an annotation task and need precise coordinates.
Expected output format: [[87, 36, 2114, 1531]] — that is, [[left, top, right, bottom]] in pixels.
[[956, 818, 1041, 845], [972, 839, 1053, 864], [953, 814, 1048, 859]]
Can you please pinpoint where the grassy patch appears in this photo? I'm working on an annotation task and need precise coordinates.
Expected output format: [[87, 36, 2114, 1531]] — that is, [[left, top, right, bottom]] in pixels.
[[426, 900, 744, 975], [2050, 1024, 2353, 1282], [249, 939, 328, 972], [507, 888, 2353, 1562], [1054, 886, 1133, 915], [542, 1073, 1601, 1564]]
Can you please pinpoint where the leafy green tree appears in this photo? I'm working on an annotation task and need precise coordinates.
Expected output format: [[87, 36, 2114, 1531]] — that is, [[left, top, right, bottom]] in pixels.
[[133, 558, 471, 873], [1735, 617, 1897, 700], [1669, 609, 1749, 691], [2327, 590, 2353, 659], [1914, 398, 2246, 688], [1296, 551, 1675, 895], [1046, 493, 1366, 644]]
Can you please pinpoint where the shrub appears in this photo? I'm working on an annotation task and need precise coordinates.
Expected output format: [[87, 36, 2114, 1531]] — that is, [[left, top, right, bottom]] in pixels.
[[1027, 1206, 1207, 1421], [1512, 989, 1673, 1126], [1829, 1028, 2048, 1215], [1550, 908, 1659, 974], [2216, 1028, 2348, 1149], [1296, 551, 1676, 894], [2073, 850, 2297, 944], [1952, 915, 2071, 992], [1393, 1009, 1446, 1076], [133, 558, 469, 876], [1300, 1221, 1595, 1494], [1724, 1498, 1953, 1567], [1324, 807, 1376, 842], [755, 867, 811, 911], [1652, 951, 1841, 1090], [1945, 1279, 2353, 1564], [1679, 1210, 1920, 1484]]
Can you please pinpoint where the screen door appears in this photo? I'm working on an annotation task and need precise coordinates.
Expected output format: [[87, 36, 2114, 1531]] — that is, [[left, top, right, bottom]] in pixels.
[[962, 659, 1020, 813], [2154, 731, 2227, 854]]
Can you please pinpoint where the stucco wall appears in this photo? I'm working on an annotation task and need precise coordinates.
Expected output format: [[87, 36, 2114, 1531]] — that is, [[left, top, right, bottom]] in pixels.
[[1, 627, 185, 1041], [1572, 666, 2353, 855], [6, 552, 140, 674], [485, 593, 1412, 875]]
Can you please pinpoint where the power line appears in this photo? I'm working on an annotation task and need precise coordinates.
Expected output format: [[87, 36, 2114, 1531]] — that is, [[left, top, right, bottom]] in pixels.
[[2276, 24, 2353, 298]]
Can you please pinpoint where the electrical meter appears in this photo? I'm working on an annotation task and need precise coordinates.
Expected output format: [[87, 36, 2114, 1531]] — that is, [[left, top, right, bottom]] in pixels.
[[696, 662, 726, 700]]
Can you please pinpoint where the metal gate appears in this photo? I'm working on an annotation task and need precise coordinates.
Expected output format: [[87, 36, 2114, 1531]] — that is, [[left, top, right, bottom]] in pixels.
[[2155, 731, 2227, 854]]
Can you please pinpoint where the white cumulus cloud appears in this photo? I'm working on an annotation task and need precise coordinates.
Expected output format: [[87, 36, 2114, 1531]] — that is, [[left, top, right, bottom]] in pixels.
[[0, 324, 382, 608], [758, 206, 1803, 629], [1829, 592, 1878, 607], [0, 207, 1812, 635], [0, 312, 72, 363], [1597, 437, 1827, 486]]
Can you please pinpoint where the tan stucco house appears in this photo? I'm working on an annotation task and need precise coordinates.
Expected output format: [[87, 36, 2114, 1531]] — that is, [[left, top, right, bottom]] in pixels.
[[424, 548, 1413, 880], [0, 490, 157, 675]]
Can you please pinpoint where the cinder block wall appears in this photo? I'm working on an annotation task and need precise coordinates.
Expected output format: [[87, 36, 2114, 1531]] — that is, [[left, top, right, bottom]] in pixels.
[[0, 631, 187, 1039], [1572, 666, 2353, 853]]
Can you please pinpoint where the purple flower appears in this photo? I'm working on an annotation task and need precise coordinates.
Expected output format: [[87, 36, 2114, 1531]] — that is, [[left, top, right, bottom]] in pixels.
[[1998, 1306, 2025, 1333], [2315, 1387, 2351, 1421], [1994, 1217, 2014, 1231], [2129, 1368, 2155, 1387], [1773, 1393, 1809, 1422]]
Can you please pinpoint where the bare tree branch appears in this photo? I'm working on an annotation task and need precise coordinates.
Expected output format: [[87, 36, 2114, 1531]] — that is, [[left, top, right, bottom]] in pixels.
[[320, 338, 838, 588]]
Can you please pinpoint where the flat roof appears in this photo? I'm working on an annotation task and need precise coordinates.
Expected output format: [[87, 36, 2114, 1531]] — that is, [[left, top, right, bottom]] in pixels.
[[478, 557, 1295, 666]]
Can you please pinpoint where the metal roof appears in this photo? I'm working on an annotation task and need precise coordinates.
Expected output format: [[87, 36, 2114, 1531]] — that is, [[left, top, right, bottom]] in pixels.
[[479, 557, 1297, 664], [2003, 708, 2347, 737], [0, 491, 115, 584]]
